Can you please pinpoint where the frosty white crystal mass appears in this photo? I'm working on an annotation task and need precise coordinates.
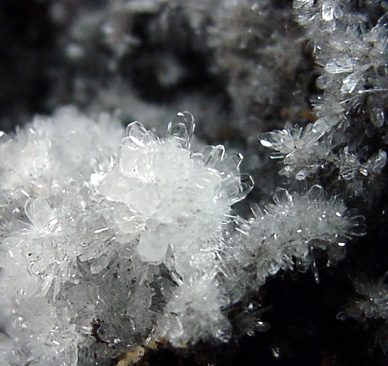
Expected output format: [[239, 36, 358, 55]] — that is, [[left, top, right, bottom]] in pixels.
[[0, 0, 386, 364], [0, 108, 254, 365], [0, 106, 367, 365]]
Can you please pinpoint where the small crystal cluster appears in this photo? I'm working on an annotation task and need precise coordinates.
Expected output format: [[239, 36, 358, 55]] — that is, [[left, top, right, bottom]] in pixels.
[[269, 0, 388, 200], [294, 0, 388, 128], [259, 122, 332, 180], [259, 122, 387, 195], [220, 186, 364, 303], [343, 274, 388, 321], [339, 273, 388, 352], [249, 186, 364, 278]]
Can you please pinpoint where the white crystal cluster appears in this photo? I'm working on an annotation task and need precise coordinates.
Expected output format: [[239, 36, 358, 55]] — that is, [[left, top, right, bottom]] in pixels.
[[220, 186, 364, 306], [259, 122, 332, 180], [1, 0, 387, 363], [260, 123, 387, 192], [294, 0, 388, 128], [0, 107, 365, 365], [339, 273, 388, 352], [256, 1, 388, 201], [343, 274, 388, 321], [250, 186, 364, 276], [0, 109, 256, 365]]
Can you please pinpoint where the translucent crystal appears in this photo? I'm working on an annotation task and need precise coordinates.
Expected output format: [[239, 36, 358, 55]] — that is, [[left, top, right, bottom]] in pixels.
[[312, 118, 331, 137], [167, 111, 195, 149], [219, 153, 243, 177], [324, 57, 354, 74], [343, 274, 388, 321], [341, 72, 359, 94], [203, 145, 225, 169], [322, 3, 334, 21], [293, 0, 314, 10], [125, 121, 151, 148], [238, 174, 254, 202], [340, 65, 370, 94], [25, 197, 57, 232], [333, 5, 344, 19], [367, 150, 387, 174], [259, 137, 273, 148], [370, 108, 385, 128], [259, 125, 331, 180], [295, 169, 309, 180], [306, 185, 324, 201]]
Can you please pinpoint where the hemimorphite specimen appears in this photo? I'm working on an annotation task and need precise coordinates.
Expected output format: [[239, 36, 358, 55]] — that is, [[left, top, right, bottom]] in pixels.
[[0, 109, 253, 365]]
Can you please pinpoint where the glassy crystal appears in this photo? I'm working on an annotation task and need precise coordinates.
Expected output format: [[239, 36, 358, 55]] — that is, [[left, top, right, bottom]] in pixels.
[[322, 3, 334, 21], [325, 57, 354, 74]]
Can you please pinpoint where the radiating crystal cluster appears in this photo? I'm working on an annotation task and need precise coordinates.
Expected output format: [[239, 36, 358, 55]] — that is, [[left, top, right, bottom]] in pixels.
[[249, 186, 364, 278], [1, 0, 387, 363], [259, 122, 332, 180], [294, 0, 388, 128], [259, 122, 387, 193], [343, 274, 388, 321], [281, 0, 388, 200], [94, 112, 251, 266], [339, 273, 388, 352], [337, 148, 387, 196], [220, 186, 364, 302], [0, 109, 255, 365]]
